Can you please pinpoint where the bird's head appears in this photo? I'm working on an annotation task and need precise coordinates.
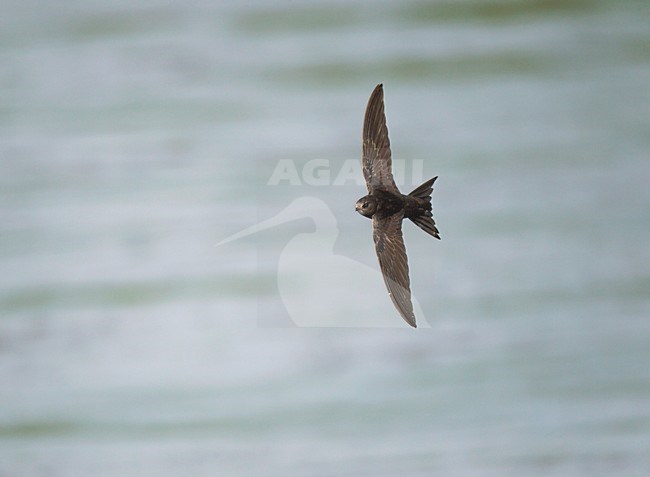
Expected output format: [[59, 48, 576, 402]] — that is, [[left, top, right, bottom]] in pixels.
[[355, 195, 377, 218]]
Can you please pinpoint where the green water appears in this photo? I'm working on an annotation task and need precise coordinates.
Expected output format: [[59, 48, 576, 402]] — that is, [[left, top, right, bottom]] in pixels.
[[2, 0, 650, 475]]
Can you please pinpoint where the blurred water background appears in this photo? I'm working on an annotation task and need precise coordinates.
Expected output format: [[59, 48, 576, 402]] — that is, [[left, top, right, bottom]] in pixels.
[[2, 0, 650, 475]]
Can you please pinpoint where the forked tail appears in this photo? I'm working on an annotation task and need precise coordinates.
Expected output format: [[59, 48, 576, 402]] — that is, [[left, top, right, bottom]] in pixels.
[[408, 176, 440, 239]]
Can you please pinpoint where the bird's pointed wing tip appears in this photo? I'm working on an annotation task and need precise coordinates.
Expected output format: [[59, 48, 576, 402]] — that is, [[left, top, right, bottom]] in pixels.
[[395, 306, 417, 328], [400, 316, 417, 328]]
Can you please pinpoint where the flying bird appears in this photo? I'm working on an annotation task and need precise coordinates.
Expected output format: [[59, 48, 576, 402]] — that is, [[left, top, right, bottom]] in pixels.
[[355, 84, 440, 328]]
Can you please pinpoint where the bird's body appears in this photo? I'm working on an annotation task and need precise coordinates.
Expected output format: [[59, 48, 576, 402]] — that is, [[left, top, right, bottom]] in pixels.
[[358, 189, 431, 222], [356, 84, 440, 328]]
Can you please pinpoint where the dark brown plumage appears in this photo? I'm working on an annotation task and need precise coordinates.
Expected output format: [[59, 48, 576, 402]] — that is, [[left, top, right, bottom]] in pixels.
[[355, 84, 440, 328]]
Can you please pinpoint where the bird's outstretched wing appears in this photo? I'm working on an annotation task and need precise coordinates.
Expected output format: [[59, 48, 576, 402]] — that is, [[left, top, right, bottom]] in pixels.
[[363, 84, 399, 194], [372, 212, 416, 327]]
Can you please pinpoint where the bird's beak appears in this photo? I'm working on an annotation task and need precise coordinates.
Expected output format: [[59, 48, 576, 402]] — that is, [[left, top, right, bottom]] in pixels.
[[216, 198, 319, 247], [216, 212, 290, 247]]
